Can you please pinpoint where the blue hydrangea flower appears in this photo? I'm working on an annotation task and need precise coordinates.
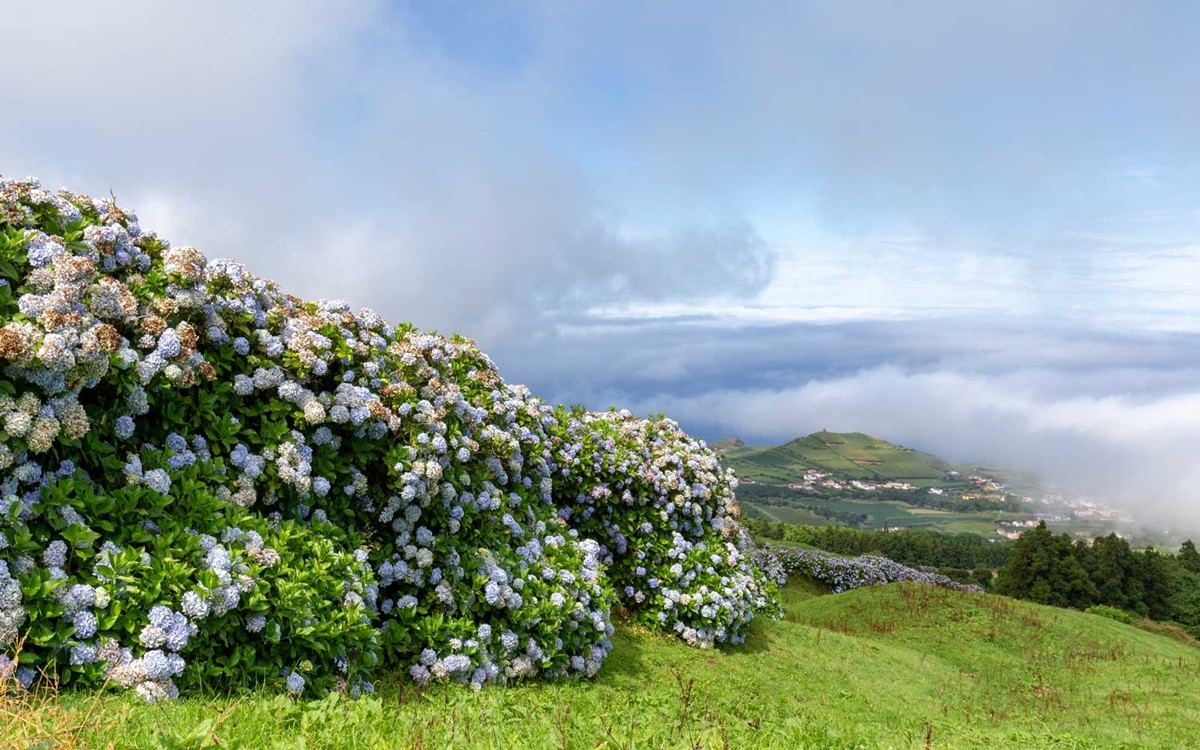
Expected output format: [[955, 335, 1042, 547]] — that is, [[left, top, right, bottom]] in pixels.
[[142, 649, 174, 680], [181, 591, 209, 620], [73, 610, 98, 639], [70, 643, 98, 665], [143, 469, 171, 496], [43, 540, 68, 568]]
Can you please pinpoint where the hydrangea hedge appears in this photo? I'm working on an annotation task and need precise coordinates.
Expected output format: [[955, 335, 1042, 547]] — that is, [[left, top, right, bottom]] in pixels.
[[754, 546, 985, 594], [0, 177, 777, 700]]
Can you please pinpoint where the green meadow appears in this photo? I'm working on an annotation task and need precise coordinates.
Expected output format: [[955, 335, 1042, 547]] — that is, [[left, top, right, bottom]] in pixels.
[[9, 580, 1197, 749]]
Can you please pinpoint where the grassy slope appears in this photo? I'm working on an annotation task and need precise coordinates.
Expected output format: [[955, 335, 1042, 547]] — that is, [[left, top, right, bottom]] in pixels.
[[9, 582, 1199, 750], [728, 431, 952, 487]]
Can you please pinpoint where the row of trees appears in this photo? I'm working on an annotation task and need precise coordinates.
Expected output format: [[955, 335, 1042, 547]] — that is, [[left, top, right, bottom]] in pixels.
[[995, 522, 1200, 633], [875, 487, 1026, 513]]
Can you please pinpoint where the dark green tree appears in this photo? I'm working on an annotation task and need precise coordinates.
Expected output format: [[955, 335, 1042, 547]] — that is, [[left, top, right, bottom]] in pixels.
[[1137, 548, 1173, 621], [996, 522, 1097, 608], [1085, 534, 1145, 614], [1179, 540, 1200, 574], [1167, 568, 1200, 636]]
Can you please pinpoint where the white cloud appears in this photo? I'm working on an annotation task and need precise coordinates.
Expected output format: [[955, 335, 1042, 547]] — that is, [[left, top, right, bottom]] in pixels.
[[0, 0, 774, 344], [630, 366, 1200, 531]]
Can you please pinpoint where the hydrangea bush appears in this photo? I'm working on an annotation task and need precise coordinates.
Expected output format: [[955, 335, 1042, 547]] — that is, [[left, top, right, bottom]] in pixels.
[[0, 177, 774, 699], [754, 545, 985, 594], [547, 409, 776, 647]]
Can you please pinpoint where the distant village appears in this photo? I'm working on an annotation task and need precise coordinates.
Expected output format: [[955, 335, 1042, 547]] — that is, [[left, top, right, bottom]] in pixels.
[[784, 469, 918, 493], [784, 469, 1014, 501], [778, 468, 1137, 542], [994, 495, 1136, 540]]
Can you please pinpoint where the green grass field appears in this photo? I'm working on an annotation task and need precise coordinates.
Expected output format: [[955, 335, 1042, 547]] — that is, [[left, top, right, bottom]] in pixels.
[[8, 581, 1198, 749], [741, 503, 839, 526], [727, 431, 954, 487]]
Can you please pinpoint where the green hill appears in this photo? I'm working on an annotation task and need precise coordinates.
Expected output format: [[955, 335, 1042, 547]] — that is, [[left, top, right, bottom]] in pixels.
[[727, 431, 953, 487], [709, 435, 746, 451], [19, 582, 1199, 748]]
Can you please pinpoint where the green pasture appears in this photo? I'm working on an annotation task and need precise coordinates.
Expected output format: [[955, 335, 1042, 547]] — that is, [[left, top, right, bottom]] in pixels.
[[10, 581, 1198, 749]]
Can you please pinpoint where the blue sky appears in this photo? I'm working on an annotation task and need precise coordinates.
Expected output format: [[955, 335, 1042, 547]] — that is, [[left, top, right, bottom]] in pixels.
[[3, 1, 1200, 528]]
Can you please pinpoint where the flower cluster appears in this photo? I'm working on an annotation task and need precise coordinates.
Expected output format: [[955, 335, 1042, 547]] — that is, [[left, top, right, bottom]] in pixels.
[[753, 545, 984, 594], [0, 560, 24, 653], [0, 177, 769, 699], [548, 409, 777, 647]]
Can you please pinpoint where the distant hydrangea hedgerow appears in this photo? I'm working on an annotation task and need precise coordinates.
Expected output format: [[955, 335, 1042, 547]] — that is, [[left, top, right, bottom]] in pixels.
[[0, 176, 776, 700], [754, 545, 985, 594]]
